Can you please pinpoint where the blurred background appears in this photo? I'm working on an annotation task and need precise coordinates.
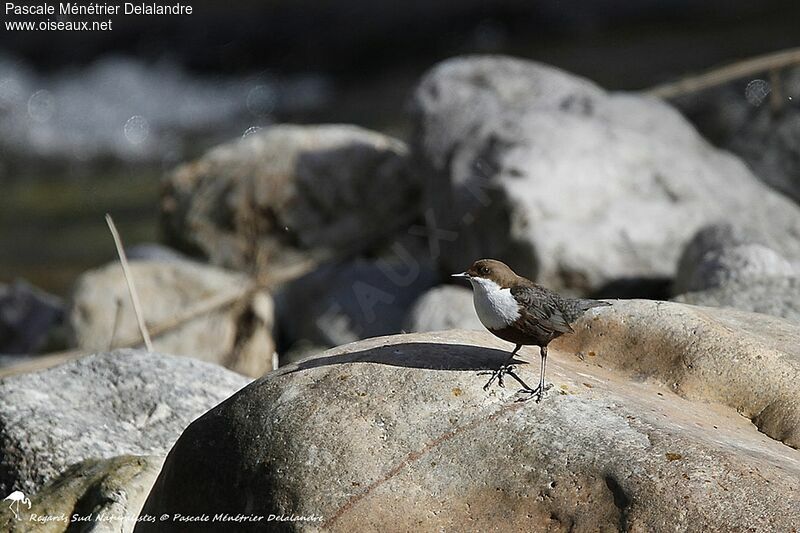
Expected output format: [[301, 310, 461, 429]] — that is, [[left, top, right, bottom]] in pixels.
[[2, 0, 800, 295], [4, 3, 800, 521]]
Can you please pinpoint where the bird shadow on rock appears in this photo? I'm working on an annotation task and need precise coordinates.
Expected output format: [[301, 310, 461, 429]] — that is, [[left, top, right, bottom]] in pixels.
[[278, 342, 529, 376]]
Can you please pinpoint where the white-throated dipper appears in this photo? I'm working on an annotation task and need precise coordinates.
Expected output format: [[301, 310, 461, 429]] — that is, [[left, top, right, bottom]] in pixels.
[[453, 259, 610, 402]]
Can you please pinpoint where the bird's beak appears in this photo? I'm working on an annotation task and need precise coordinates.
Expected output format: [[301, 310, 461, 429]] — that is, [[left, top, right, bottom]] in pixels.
[[451, 272, 469, 279]]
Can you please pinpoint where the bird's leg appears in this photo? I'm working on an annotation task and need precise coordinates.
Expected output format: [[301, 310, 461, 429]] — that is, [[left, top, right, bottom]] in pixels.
[[479, 344, 522, 390], [517, 345, 549, 402]]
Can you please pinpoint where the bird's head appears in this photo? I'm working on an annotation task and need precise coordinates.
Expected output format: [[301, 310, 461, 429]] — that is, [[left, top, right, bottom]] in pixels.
[[452, 259, 518, 289]]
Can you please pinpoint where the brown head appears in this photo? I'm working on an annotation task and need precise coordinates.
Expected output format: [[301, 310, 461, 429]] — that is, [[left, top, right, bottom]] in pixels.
[[452, 259, 521, 288]]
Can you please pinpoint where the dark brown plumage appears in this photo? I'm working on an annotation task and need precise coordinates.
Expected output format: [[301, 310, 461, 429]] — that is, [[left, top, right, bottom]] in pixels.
[[454, 259, 610, 401]]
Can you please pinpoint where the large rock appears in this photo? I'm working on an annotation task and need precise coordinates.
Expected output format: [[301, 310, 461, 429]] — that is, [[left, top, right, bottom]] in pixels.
[[412, 56, 800, 294], [275, 258, 438, 348], [675, 243, 795, 295], [403, 285, 483, 332], [672, 67, 800, 204], [674, 277, 800, 323], [553, 299, 800, 448], [0, 280, 63, 355], [0, 455, 162, 533], [0, 349, 250, 496], [673, 223, 797, 295], [138, 306, 800, 531], [161, 125, 416, 282], [672, 223, 800, 321], [67, 259, 275, 377]]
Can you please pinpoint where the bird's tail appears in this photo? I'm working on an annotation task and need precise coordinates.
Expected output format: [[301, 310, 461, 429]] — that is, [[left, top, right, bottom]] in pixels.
[[578, 299, 611, 311], [564, 298, 611, 323]]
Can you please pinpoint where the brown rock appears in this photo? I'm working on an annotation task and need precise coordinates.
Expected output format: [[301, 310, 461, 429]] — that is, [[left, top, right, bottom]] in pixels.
[[554, 299, 800, 448], [137, 311, 800, 532]]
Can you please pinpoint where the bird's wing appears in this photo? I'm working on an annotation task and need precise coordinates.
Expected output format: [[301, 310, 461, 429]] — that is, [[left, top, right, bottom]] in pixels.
[[511, 285, 574, 337]]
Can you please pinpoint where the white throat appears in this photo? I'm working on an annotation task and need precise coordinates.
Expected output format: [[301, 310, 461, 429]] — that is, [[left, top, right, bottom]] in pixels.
[[468, 277, 520, 330]]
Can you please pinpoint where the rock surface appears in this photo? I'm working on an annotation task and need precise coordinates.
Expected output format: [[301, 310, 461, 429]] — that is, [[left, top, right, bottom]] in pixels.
[[0, 280, 63, 354], [0, 455, 162, 533], [412, 56, 800, 293], [161, 124, 415, 282], [403, 285, 483, 333], [672, 223, 800, 321], [675, 243, 795, 295], [274, 258, 438, 348], [673, 223, 798, 295], [674, 277, 800, 323], [554, 299, 800, 448], [67, 259, 275, 377], [0, 349, 250, 495], [138, 306, 800, 532]]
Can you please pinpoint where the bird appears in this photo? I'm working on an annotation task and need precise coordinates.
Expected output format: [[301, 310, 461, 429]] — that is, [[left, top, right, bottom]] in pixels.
[[4, 490, 31, 521], [452, 259, 610, 402]]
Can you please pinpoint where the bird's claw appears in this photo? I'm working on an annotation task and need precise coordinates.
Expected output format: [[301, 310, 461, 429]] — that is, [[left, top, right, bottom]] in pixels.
[[515, 383, 552, 403], [478, 365, 515, 390]]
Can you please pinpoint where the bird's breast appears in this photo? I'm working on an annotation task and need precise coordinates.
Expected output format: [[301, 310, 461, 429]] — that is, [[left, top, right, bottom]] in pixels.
[[470, 278, 521, 330]]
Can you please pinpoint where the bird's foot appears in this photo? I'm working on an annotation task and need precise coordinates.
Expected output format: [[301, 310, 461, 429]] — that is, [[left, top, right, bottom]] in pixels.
[[478, 365, 516, 390], [515, 383, 552, 403]]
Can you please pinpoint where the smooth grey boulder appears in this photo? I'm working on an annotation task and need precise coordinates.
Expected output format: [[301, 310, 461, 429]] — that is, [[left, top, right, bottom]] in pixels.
[[674, 276, 800, 323], [138, 310, 800, 531], [161, 124, 415, 283], [404, 285, 483, 332], [673, 67, 800, 204], [0, 349, 250, 496], [67, 259, 276, 377], [1, 455, 163, 533], [0, 280, 63, 355], [675, 243, 795, 294], [274, 258, 438, 348], [672, 223, 800, 321], [412, 56, 800, 293], [673, 223, 797, 295]]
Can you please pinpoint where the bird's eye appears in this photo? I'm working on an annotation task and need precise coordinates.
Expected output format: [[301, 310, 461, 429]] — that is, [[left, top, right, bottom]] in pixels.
[[480, 266, 490, 275]]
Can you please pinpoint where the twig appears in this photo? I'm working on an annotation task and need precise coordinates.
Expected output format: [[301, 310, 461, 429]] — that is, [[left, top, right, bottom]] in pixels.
[[105, 213, 153, 352], [108, 297, 123, 351], [645, 47, 800, 99], [145, 286, 252, 339]]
